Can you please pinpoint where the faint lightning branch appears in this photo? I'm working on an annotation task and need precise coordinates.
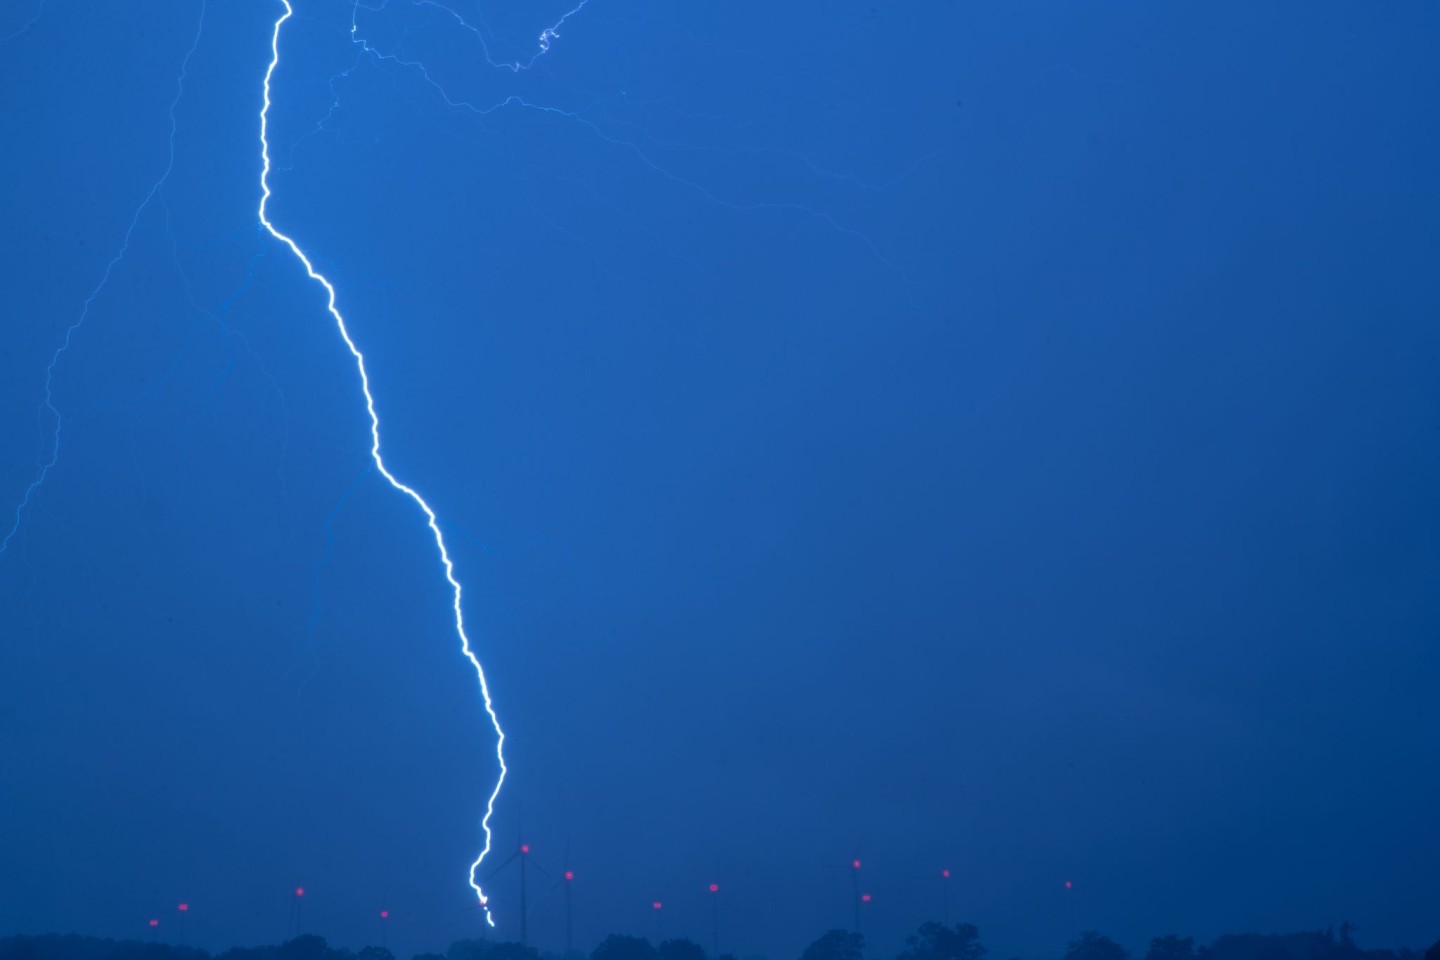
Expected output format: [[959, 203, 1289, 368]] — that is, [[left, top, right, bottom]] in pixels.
[[344, 24, 913, 291], [0, 1, 207, 558], [358, 0, 589, 73], [259, 0, 506, 925], [0, 0, 45, 44]]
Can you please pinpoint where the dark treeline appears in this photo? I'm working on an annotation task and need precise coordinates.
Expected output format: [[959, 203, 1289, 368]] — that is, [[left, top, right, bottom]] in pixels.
[[3, 924, 1438, 960]]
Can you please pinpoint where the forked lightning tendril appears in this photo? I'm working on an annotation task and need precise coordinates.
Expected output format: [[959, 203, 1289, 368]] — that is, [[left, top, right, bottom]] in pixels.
[[260, 0, 506, 925]]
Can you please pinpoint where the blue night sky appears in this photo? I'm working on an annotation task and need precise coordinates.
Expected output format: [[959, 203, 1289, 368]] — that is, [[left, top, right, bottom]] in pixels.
[[2, 3, 1438, 960]]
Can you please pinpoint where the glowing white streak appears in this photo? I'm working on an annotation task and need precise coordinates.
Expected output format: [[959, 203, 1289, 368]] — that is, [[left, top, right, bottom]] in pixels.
[[260, 0, 504, 925]]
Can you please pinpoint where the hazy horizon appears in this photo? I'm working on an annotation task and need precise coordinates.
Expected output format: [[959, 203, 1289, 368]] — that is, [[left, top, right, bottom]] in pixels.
[[2, 2, 1437, 959]]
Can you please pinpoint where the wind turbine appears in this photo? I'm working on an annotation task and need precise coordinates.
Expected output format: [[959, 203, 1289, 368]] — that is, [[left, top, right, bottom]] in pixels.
[[850, 858, 863, 934], [826, 851, 867, 934], [707, 883, 721, 957], [547, 842, 578, 957], [290, 886, 305, 939], [485, 832, 546, 946]]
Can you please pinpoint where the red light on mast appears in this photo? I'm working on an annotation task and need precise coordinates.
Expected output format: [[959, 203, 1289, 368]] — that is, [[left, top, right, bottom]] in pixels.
[[852, 859, 861, 870], [178, 903, 189, 912], [1064, 880, 1073, 889], [565, 870, 575, 881], [295, 887, 305, 897], [709, 883, 719, 893], [148, 920, 159, 928], [521, 844, 530, 854], [861, 893, 872, 903], [652, 901, 663, 910], [380, 910, 389, 919]]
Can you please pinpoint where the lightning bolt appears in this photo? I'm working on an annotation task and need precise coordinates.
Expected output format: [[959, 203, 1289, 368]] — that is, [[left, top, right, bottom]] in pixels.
[[259, 0, 506, 925], [0, 2, 207, 558], [5, 0, 921, 926]]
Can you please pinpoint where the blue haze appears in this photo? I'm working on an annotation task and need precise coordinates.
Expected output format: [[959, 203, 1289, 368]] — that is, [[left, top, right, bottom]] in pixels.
[[1, 3, 1438, 960]]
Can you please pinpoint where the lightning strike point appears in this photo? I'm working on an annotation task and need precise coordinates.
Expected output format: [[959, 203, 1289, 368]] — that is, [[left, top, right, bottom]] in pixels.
[[259, 0, 507, 925]]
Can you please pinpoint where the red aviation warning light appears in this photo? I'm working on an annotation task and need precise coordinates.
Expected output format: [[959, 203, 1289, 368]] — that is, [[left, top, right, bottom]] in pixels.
[[1064, 880, 1073, 889], [565, 870, 575, 881], [852, 859, 861, 869], [380, 910, 389, 919], [521, 844, 530, 854], [652, 901, 663, 910], [178, 903, 189, 912], [861, 893, 872, 903], [942, 869, 950, 878], [295, 887, 305, 897], [709, 883, 719, 893], [148, 920, 159, 928]]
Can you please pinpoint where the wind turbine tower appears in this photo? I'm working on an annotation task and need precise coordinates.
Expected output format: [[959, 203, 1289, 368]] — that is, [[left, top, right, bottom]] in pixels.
[[850, 860, 862, 934], [485, 837, 540, 947]]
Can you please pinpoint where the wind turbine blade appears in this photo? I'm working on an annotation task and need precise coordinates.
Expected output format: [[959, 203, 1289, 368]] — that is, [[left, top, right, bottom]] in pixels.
[[484, 849, 521, 883]]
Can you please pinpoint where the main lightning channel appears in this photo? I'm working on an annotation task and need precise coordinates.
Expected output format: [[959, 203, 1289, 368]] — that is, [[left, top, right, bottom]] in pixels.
[[259, 0, 505, 925]]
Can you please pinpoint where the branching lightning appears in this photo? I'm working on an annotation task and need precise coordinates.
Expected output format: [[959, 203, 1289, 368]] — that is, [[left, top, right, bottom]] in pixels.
[[0, 1, 207, 558], [341, 3, 921, 293], [0, 0, 46, 44], [398, 0, 590, 72], [259, 0, 506, 925], [3, 0, 929, 928]]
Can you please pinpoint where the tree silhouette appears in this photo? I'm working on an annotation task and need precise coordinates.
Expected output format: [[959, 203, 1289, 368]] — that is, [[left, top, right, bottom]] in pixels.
[[592, 936, 659, 960], [800, 930, 864, 960], [1066, 933, 1129, 960], [1423, 940, 1439, 960], [897, 923, 986, 960], [1146, 937, 1196, 960], [444, 941, 536, 960], [277, 937, 332, 960], [657, 941, 706, 960], [485, 945, 538, 960], [355, 948, 392, 960]]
